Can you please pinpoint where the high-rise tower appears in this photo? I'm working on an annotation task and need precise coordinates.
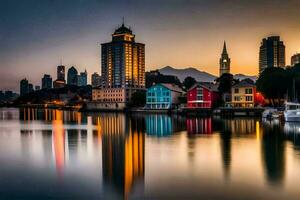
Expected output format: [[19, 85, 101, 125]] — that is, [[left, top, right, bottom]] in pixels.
[[219, 41, 231, 76], [101, 22, 145, 88], [259, 36, 285, 74]]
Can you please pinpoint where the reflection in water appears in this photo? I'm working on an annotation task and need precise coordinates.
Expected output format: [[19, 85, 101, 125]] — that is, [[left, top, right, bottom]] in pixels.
[[261, 121, 285, 186], [284, 122, 300, 151], [53, 110, 65, 177], [102, 114, 145, 199], [186, 117, 212, 135], [220, 128, 232, 180], [222, 118, 257, 135], [19, 108, 87, 124], [145, 114, 185, 137], [2, 108, 300, 199]]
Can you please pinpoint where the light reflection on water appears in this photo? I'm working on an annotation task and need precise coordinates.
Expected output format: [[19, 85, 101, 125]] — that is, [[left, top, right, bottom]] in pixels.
[[0, 108, 300, 199]]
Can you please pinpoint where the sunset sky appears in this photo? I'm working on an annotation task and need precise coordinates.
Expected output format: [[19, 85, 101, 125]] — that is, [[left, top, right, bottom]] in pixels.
[[1, 0, 300, 91]]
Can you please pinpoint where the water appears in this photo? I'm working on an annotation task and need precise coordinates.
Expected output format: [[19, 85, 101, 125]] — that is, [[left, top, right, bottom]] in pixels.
[[1, 108, 300, 199]]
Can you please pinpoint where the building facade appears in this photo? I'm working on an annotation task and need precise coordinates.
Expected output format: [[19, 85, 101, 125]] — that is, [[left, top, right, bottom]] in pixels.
[[145, 84, 183, 109], [67, 66, 78, 85], [20, 78, 29, 96], [187, 82, 220, 109], [291, 53, 300, 66], [53, 65, 66, 88], [91, 72, 102, 88], [77, 70, 87, 86], [42, 74, 52, 89], [101, 23, 145, 89], [259, 36, 285, 74], [231, 79, 256, 107], [219, 41, 231, 76]]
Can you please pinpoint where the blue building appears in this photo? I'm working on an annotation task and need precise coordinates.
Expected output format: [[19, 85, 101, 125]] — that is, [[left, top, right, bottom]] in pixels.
[[145, 83, 183, 109], [77, 70, 87, 86]]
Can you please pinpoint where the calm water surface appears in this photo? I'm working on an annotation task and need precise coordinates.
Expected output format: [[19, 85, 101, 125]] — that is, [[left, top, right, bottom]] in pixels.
[[1, 108, 300, 199]]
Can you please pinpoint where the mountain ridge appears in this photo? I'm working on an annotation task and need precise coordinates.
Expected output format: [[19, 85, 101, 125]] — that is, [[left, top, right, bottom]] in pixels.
[[158, 66, 257, 82]]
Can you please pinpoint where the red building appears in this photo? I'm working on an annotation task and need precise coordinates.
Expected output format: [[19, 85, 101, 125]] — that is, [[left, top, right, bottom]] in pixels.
[[187, 82, 220, 108]]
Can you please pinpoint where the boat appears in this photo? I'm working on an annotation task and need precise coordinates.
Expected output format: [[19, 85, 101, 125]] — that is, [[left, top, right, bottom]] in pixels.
[[262, 108, 279, 119], [284, 102, 300, 122]]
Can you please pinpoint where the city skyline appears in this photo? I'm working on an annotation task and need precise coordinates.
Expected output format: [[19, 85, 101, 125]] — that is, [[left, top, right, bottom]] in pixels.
[[1, 0, 300, 91]]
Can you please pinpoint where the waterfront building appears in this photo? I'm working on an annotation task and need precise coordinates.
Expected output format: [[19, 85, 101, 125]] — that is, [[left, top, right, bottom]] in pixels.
[[91, 72, 102, 87], [91, 88, 127, 110], [259, 36, 285, 74], [101, 22, 145, 89], [90, 22, 145, 109], [187, 82, 220, 109], [291, 53, 300, 66], [20, 78, 29, 96], [219, 41, 231, 76], [145, 83, 184, 109], [231, 79, 256, 107], [67, 66, 78, 85], [77, 70, 87, 86], [42, 74, 52, 89], [53, 65, 66, 88]]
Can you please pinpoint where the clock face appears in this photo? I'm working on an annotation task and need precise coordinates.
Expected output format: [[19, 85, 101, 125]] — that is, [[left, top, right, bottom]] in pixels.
[[223, 59, 227, 63]]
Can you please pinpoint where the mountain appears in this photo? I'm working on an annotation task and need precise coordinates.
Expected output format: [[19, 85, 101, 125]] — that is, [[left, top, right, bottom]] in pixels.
[[159, 66, 217, 82], [233, 74, 257, 82], [158, 66, 257, 82]]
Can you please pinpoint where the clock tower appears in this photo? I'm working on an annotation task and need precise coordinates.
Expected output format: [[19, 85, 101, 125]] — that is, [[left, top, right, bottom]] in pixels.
[[219, 41, 231, 76]]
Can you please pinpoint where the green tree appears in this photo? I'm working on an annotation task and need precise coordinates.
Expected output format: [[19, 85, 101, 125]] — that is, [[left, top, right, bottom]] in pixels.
[[256, 67, 288, 106], [183, 76, 196, 90]]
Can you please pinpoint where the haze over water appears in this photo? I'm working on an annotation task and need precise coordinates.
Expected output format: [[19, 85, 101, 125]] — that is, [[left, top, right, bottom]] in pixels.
[[1, 108, 300, 199]]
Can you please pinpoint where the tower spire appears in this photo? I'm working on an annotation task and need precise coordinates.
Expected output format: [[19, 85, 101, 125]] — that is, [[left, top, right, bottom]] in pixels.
[[122, 16, 125, 26], [222, 41, 227, 54]]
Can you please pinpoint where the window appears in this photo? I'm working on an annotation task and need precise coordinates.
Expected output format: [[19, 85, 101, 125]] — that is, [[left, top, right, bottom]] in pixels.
[[234, 88, 239, 93], [246, 96, 253, 101], [197, 96, 203, 101], [245, 88, 253, 94], [234, 96, 241, 101]]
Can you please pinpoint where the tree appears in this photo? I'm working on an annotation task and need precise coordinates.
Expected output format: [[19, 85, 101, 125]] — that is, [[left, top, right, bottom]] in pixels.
[[216, 73, 237, 94], [183, 76, 196, 90], [256, 67, 288, 106], [129, 90, 146, 107], [145, 70, 182, 88]]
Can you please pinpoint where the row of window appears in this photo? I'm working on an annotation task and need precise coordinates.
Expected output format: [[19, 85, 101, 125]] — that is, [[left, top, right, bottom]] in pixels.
[[147, 91, 170, 96], [234, 96, 253, 101], [147, 98, 170, 103], [234, 88, 253, 94]]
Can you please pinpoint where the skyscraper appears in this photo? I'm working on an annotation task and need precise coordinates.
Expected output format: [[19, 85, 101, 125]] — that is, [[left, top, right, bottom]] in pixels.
[[57, 65, 65, 81], [219, 41, 231, 76], [291, 53, 300, 66], [67, 66, 78, 85], [53, 65, 66, 88], [91, 72, 102, 87], [101, 22, 145, 88], [77, 70, 87, 86], [259, 36, 285, 74], [42, 74, 52, 89], [20, 78, 29, 96]]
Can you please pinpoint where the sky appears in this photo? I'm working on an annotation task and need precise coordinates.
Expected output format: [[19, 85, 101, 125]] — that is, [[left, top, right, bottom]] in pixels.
[[1, 0, 300, 92]]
